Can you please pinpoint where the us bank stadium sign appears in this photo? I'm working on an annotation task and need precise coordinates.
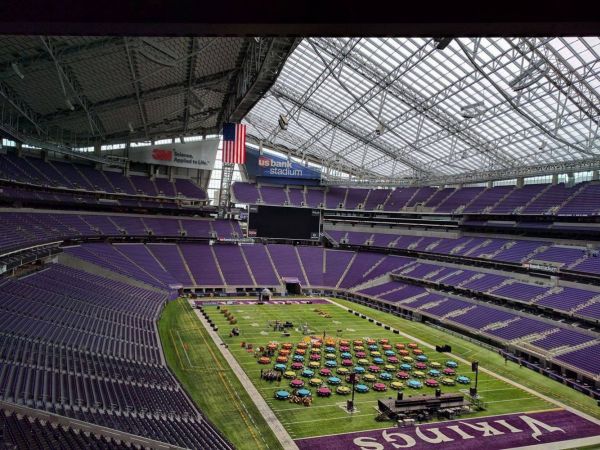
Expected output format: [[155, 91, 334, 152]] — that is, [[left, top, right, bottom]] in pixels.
[[129, 139, 219, 170], [523, 262, 560, 273], [257, 155, 321, 180]]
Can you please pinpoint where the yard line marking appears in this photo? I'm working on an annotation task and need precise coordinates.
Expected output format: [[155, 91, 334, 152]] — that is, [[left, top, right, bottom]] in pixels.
[[486, 397, 536, 404]]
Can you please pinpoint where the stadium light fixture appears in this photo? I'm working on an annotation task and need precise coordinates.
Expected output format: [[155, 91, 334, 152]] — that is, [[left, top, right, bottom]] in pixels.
[[460, 101, 486, 119], [278, 114, 289, 130], [128, 122, 135, 133], [65, 99, 75, 111], [509, 59, 547, 92], [433, 38, 453, 50], [11, 62, 24, 80]]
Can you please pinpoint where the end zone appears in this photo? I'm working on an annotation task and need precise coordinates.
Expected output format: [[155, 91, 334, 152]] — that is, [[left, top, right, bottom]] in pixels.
[[295, 409, 600, 450]]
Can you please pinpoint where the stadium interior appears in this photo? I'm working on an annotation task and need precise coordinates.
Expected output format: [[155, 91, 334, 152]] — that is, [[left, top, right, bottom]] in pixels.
[[1, 24, 600, 450]]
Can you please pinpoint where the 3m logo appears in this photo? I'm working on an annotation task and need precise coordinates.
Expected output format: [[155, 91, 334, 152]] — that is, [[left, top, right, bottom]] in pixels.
[[152, 149, 173, 161], [258, 156, 271, 167]]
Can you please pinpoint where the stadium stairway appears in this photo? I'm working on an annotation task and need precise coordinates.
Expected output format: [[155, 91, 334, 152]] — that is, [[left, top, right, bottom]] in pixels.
[[283, 187, 291, 205], [336, 253, 357, 289], [530, 287, 561, 304], [239, 247, 258, 286], [176, 245, 198, 286], [416, 298, 447, 312], [568, 253, 592, 270], [59, 252, 166, 295], [558, 182, 589, 211], [398, 290, 430, 305], [481, 317, 521, 332], [361, 256, 388, 280], [552, 339, 600, 357], [459, 188, 489, 213], [442, 304, 477, 319], [571, 295, 600, 314], [486, 278, 515, 294], [521, 183, 553, 212], [209, 246, 227, 286], [113, 246, 169, 287], [293, 247, 311, 287], [489, 188, 516, 211], [349, 273, 394, 293], [263, 246, 284, 290], [519, 328, 561, 348]]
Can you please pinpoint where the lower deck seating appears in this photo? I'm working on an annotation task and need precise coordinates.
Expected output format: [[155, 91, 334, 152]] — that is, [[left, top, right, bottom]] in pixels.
[[0, 262, 232, 449]]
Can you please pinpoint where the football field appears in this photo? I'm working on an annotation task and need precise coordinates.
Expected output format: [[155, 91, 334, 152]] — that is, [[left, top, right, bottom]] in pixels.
[[202, 299, 553, 438], [160, 297, 600, 449]]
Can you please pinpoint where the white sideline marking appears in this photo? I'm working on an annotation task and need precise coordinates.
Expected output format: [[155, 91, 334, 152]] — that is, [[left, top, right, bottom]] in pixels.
[[191, 301, 299, 450]]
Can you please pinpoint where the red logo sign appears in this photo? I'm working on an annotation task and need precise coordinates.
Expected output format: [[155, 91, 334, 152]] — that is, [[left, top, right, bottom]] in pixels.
[[258, 156, 271, 167], [152, 148, 173, 161]]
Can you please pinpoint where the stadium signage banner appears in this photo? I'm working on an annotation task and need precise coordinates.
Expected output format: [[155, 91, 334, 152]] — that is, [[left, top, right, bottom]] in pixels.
[[295, 410, 600, 450], [128, 139, 219, 170], [523, 262, 560, 273], [257, 155, 321, 179]]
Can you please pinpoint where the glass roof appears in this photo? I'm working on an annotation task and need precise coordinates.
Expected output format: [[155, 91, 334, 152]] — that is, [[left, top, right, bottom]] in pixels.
[[244, 37, 600, 182]]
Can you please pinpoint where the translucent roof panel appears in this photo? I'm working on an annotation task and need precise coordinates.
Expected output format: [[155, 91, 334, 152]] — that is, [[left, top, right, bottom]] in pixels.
[[244, 37, 600, 182]]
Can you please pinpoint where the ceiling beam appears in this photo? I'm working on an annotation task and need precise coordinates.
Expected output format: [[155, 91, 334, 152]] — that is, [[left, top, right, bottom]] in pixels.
[[510, 37, 600, 123], [219, 37, 299, 128], [0, 37, 123, 78], [124, 37, 149, 139], [0, 80, 47, 136], [182, 37, 199, 134], [294, 39, 434, 156], [39, 36, 106, 139], [271, 83, 427, 175], [100, 107, 221, 142], [265, 38, 362, 144], [312, 38, 517, 170], [244, 111, 369, 177], [38, 69, 234, 124]]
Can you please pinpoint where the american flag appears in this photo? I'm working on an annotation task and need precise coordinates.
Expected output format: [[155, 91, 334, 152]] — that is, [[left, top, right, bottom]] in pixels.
[[222, 122, 246, 164]]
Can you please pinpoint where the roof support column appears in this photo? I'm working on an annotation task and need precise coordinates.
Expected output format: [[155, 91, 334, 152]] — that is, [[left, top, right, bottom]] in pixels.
[[552, 174, 558, 185], [516, 177, 524, 188]]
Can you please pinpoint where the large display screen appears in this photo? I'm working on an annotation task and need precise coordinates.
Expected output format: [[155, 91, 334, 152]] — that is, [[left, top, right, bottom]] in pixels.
[[248, 205, 321, 240]]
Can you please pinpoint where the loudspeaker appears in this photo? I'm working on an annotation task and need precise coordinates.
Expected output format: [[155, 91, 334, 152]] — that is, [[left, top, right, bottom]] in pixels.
[[471, 361, 479, 372], [435, 388, 441, 398], [347, 400, 354, 411], [397, 391, 403, 401], [469, 387, 477, 397]]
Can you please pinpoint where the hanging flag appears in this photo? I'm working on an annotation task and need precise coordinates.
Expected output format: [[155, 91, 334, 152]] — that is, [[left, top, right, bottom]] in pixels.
[[222, 122, 246, 164]]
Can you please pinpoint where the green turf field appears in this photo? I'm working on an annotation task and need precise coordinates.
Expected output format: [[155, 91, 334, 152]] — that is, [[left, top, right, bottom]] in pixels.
[[158, 298, 283, 450], [160, 297, 600, 446], [201, 299, 559, 439]]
